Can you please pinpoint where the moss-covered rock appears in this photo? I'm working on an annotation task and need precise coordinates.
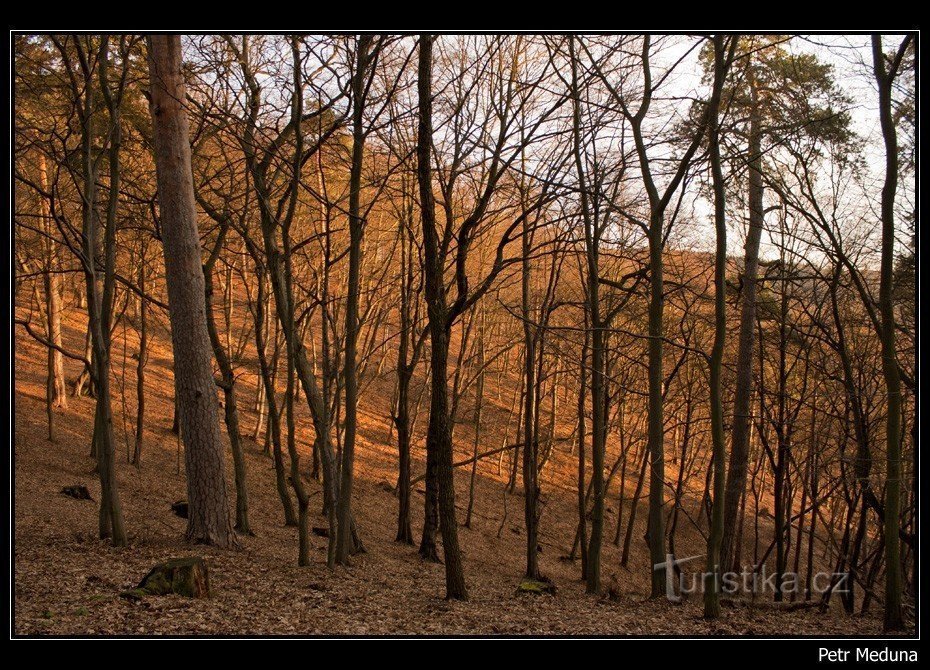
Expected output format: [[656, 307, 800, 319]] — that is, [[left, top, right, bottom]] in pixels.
[[517, 577, 556, 596], [121, 557, 210, 600]]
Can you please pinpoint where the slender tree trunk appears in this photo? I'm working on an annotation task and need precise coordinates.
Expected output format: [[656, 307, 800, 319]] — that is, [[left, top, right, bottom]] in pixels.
[[521, 199, 540, 580], [872, 34, 907, 632], [205, 258, 251, 535], [38, 152, 66, 444], [644, 217, 666, 598], [252, 266, 297, 527], [395, 363, 415, 543], [336, 34, 373, 564], [804, 450, 819, 600], [622, 444, 650, 568], [286, 346, 311, 565], [394, 191, 419, 544], [577, 325, 590, 577], [73, 325, 94, 398], [79, 39, 125, 546], [416, 34, 467, 600], [721, 77, 764, 572], [613, 405, 629, 547], [569, 37, 604, 593], [464, 314, 484, 530], [668, 403, 692, 558], [252, 301, 267, 442], [791, 448, 810, 602], [133, 251, 147, 466], [703, 34, 731, 619], [508, 375, 524, 494]]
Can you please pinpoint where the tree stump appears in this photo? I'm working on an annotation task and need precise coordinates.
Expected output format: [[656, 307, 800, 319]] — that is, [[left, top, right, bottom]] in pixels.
[[61, 485, 92, 501], [122, 557, 210, 600]]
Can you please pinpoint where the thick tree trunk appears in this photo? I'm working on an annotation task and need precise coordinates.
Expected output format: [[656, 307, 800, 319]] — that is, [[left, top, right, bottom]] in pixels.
[[147, 34, 236, 549]]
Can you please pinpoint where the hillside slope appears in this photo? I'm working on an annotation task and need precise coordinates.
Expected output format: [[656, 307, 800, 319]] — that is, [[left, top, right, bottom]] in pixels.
[[12, 304, 892, 636]]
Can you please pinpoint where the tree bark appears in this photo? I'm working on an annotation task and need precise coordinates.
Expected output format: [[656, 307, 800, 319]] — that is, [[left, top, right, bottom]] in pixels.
[[336, 34, 373, 564], [704, 35, 732, 618], [147, 34, 237, 549], [38, 152, 66, 443], [416, 34, 467, 600], [133, 248, 148, 466], [253, 266, 297, 527], [205, 252, 251, 535], [521, 187, 540, 580], [872, 34, 908, 632], [394, 209, 417, 544], [721, 75, 765, 572]]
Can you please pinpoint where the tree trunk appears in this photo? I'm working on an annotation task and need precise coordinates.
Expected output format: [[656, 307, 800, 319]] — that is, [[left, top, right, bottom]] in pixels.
[[721, 76, 764, 572], [872, 35, 907, 632], [80, 39, 125, 547], [394, 207, 416, 544], [133, 252, 147, 466], [147, 34, 236, 549], [703, 34, 730, 619], [205, 258, 251, 535], [336, 34, 373, 564], [569, 37, 603, 593], [577, 322, 590, 577], [252, 266, 297, 527], [645, 218, 666, 599], [521, 196, 540, 580], [464, 313, 484, 530], [285, 347, 311, 565], [416, 34, 467, 600], [38, 152, 66, 444], [622, 444, 650, 568]]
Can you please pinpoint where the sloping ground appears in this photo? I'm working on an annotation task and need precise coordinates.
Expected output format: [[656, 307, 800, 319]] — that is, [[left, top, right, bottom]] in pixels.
[[12, 306, 896, 636]]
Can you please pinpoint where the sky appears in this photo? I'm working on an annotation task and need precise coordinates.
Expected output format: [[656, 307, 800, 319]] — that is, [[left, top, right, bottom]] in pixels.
[[656, 33, 914, 264]]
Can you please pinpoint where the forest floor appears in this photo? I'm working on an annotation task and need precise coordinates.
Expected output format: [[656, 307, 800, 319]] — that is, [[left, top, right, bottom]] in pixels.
[[12, 304, 905, 636]]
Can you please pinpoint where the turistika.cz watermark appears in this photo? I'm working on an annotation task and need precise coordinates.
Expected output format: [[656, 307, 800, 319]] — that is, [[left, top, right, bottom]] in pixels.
[[653, 553, 850, 603]]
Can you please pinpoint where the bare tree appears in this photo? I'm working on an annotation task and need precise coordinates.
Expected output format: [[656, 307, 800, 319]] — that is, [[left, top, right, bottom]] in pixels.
[[704, 34, 735, 619], [415, 33, 468, 598], [871, 33, 912, 633]]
